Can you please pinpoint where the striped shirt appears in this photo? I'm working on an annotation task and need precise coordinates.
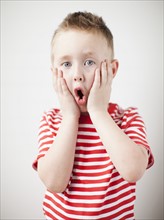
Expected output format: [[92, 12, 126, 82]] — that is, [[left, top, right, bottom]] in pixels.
[[33, 103, 154, 220]]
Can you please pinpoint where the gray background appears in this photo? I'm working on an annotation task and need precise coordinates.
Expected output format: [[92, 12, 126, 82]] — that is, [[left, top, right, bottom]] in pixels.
[[1, 1, 163, 219]]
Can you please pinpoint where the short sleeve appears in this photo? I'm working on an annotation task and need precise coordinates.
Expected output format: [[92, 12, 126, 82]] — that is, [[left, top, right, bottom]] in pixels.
[[121, 107, 154, 169], [32, 109, 61, 170]]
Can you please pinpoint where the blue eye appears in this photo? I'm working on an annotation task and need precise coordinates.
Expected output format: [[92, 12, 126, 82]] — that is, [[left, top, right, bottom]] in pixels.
[[84, 60, 95, 66], [62, 62, 71, 68]]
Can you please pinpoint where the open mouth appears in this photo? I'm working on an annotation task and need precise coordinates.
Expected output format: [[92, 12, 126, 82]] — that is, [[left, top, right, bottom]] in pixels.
[[74, 87, 86, 105], [77, 89, 84, 100]]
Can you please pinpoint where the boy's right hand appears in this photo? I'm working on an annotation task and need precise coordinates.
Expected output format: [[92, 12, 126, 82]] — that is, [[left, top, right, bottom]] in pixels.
[[52, 68, 80, 119]]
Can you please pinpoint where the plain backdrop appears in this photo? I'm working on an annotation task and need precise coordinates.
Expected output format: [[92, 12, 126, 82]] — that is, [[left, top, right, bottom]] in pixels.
[[1, 1, 163, 219]]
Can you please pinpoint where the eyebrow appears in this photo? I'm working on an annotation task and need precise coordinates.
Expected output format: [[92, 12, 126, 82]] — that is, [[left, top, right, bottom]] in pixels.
[[56, 51, 97, 62], [82, 51, 97, 57], [57, 55, 71, 62]]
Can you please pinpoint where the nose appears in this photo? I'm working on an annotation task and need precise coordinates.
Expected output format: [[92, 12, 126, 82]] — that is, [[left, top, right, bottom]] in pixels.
[[73, 66, 84, 82], [74, 75, 84, 82]]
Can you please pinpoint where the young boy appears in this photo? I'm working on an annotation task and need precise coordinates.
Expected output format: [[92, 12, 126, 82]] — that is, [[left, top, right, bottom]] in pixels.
[[33, 11, 154, 220]]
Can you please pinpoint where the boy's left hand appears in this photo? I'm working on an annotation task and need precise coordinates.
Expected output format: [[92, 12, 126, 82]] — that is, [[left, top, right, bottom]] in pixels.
[[87, 60, 113, 114]]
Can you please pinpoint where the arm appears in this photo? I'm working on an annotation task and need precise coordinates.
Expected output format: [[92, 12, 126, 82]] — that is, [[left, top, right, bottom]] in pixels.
[[88, 61, 148, 182], [90, 111, 148, 182], [38, 69, 80, 192], [38, 115, 78, 193]]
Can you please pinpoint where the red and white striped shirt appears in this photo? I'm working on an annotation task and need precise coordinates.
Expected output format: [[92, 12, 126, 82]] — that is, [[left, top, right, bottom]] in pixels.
[[33, 103, 154, 220]]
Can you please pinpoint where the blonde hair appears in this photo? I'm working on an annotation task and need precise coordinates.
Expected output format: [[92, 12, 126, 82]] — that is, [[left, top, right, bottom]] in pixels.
[[51, 11, 114, 64]]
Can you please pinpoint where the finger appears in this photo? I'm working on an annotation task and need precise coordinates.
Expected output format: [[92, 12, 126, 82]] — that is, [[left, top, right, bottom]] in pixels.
[[58, 69, 63, 78], [52, 68, 58, 92], [107, 63, 113, 85], [57, 70, 63, 94], [92, 68, 101, 89], [101, 61, 108, 85], [60, 78, 70, 96]]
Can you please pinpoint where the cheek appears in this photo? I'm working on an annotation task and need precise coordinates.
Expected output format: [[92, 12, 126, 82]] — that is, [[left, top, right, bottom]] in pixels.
[[63, 74, 72, 91], [87, 71, 95, 91]]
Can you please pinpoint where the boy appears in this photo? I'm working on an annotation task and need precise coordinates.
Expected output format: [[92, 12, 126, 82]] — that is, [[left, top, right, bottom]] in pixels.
[[33, 11, 154, 219]]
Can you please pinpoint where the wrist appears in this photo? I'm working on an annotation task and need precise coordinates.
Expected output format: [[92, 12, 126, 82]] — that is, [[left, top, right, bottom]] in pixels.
[[60, 110, 79, 119], [89, 108, 109, 119], [62, 114, 80, 121], [88, 106, 108, 116], [60, 109, 80, 120]]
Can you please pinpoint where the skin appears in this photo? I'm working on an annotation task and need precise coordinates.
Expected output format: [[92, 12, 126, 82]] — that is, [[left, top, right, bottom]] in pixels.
[[38, 30, 148, 193]]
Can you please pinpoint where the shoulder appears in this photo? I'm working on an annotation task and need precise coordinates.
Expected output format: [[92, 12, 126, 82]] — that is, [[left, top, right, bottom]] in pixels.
[[108, 103, 142, 127], [42, 108, 61, 119], [108, 102, 138, 116], [40, 108, 62, 129]]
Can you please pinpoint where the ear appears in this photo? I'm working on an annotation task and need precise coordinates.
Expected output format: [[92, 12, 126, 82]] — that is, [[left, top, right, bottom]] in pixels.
[[111, 59, 119, 78]]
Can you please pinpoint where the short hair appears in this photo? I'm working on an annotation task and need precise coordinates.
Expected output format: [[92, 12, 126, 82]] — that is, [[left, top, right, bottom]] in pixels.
[[51, 11, 114, 64]]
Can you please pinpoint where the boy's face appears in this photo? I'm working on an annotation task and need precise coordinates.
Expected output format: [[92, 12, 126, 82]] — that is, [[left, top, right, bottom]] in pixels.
[[52, 30, 113, 112]]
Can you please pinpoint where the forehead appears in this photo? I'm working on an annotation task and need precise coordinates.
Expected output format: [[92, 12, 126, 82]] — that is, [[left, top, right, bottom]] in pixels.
[[52, 30, 111, 58]]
